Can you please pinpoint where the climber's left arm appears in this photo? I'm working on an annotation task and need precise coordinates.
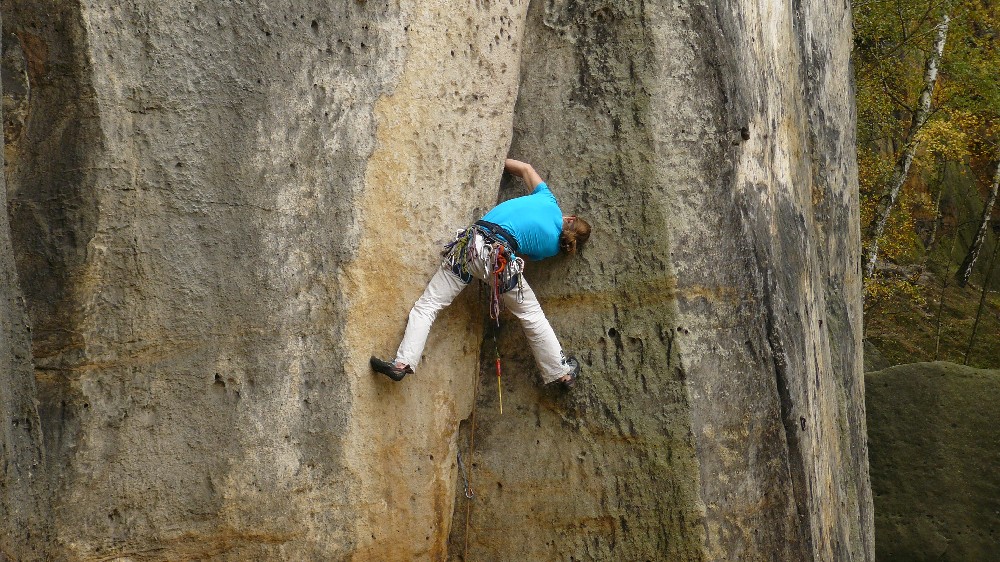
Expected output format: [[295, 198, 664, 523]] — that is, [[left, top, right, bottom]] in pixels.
[[504, 158, 543, 191]]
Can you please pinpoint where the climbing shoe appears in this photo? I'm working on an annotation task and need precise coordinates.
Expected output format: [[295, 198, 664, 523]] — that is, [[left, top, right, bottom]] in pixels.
[[560, 356, 581, 389], [370, 356, 412, 382]]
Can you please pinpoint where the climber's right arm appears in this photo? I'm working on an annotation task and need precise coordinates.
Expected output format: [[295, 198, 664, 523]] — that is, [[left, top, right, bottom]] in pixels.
[[504, 158, 544, 191]]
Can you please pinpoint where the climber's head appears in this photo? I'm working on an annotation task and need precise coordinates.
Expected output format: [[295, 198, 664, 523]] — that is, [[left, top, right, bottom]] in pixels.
[[559, 215, 591, 255]]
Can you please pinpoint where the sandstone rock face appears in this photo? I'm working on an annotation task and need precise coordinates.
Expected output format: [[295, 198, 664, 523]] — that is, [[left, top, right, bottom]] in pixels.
[[0, 19, 45, 553], [3, 1, 523, 559], [0, 0, 871, 560], [450, 1, 873, 560], [867, 362, 1000, 562]]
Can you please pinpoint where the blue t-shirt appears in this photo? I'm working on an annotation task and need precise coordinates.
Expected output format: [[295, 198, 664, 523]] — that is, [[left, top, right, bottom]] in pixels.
[[481, 182, 563, 260]]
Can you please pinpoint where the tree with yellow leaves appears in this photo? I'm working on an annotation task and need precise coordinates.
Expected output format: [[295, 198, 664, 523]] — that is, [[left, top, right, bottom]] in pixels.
[[855, 0, 1000, 298]]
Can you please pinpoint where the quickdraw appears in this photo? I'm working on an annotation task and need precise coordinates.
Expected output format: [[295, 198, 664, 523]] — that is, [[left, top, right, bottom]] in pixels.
[[491, 249, 507, 321]]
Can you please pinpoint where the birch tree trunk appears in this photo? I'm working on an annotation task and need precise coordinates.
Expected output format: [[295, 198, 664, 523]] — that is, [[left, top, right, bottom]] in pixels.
[[955, 153, 1000, 287], [963, 238, 1000, 364], [863, 13, 950, 280]]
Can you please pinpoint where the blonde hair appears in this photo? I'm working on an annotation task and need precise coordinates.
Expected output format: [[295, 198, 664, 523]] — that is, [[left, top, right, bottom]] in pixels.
[[559, 216, 591, 254]]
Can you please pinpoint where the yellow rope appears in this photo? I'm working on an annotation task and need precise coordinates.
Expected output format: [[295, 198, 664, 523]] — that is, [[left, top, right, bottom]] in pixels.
[[497, 372, 503, 415]]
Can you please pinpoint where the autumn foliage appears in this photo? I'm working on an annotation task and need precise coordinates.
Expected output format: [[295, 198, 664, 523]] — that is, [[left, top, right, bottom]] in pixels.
[[856, 0, 999, 287]]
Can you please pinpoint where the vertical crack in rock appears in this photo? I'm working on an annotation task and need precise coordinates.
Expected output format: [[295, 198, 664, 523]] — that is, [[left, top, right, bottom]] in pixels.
[[0, 9, 49, 555], [749, 226, 815, 556], [449, 0, 706, 559], [340, 1, 528, 559]]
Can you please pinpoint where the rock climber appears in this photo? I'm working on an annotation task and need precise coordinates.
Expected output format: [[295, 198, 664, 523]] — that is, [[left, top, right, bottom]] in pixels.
[[370, 158, 591, 388]]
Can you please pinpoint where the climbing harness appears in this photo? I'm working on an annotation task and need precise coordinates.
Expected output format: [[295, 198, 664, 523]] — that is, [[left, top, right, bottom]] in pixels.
[[441, 223, 525, 324], [473, 219, 520, 253]]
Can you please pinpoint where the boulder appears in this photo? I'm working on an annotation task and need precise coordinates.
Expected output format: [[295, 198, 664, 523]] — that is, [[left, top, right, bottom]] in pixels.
[[867, 362, 1000, 562]]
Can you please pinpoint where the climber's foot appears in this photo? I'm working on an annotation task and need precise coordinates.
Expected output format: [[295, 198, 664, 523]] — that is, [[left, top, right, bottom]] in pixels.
[[370, 356, 412, 382], [557, 356, 581, 389]]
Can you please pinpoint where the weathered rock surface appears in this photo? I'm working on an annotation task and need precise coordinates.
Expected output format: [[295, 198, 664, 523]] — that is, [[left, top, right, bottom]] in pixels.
[[3, 1, 523, 559], [867, 362, 1000, 562], [0, 0, 872, 560], [0, 11, 45, 552], [450, 0, 873, 560]]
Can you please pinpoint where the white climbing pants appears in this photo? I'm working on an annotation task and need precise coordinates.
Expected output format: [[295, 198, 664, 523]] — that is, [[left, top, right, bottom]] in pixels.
[[395, 232, 571, 384]]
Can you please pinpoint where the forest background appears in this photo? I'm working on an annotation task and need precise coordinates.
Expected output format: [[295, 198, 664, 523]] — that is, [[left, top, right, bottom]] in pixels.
[[855, 0, 1000, 368]]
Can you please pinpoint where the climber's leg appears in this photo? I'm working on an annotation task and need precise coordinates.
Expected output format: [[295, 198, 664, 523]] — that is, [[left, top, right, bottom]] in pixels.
[[394, 266, 469, 369], [502, 280, 573, 384]]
